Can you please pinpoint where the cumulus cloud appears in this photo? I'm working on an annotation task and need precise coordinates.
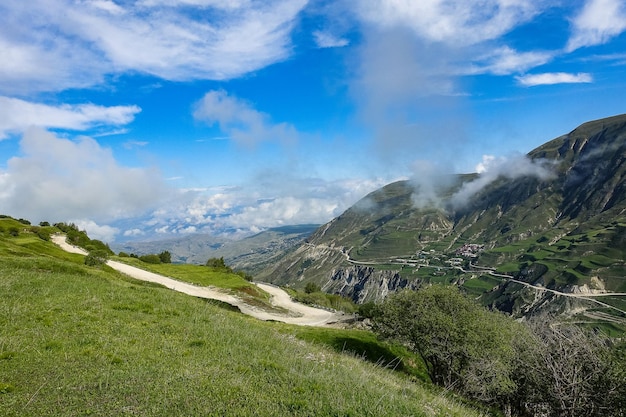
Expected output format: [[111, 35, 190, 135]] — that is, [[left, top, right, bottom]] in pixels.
[[72, 220, 120, 243], [122, 175, 390, 239], [0, 96, 141, 139], [0, 0, 307, 93], [193, 89, 298, 147], [516, 72, 593, 86], [0, 128, 167, 228], [450, 153, 555, 208], [567, 0, 626, 52]]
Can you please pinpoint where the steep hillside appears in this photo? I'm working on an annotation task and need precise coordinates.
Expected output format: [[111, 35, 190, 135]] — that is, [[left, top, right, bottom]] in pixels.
[[0, 217, 486, 416], [258, 114, 626, 327]]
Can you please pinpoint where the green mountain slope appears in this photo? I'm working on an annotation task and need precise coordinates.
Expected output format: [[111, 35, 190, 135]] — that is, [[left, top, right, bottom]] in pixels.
[[258, 114, 626, 327], [0, 219, 486, 416]]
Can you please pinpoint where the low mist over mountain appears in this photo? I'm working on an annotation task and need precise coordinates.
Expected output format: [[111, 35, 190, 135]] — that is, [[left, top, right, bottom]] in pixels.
[[258, 114, 626, 325]]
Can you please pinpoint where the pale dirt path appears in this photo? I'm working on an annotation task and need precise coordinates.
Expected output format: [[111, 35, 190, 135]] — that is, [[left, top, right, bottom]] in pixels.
[[51, 234, 343, 326]]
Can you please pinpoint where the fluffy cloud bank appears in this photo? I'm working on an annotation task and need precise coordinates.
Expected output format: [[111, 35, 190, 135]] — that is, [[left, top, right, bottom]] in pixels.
[[0, 128, 166, 224], [122, 176, 389, 240]]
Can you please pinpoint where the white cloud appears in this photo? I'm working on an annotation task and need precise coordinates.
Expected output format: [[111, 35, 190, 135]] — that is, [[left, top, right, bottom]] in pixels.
[[73, 220, 120, 243], [475, 155, 498, 174], [470, 46, 553, 75], [357, 0, 539, 46], [193, 89, 298, 147], [124, 228, 145, 237], [313, 30, 349, 48], [516, 72, 593, 86], [123, 176, 390, 238], [409, 160, 455, 209], [451, 153, 555, 208], [0, 96, 141, 139], [0, 128, 167, 225], [0, 23, 105, 94], [567, 0, 626, 52], [0, 0, 308, 94]]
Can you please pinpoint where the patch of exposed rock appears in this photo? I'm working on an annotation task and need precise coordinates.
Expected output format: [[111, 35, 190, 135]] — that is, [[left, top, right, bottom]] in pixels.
[[323, 266, 420, 304]]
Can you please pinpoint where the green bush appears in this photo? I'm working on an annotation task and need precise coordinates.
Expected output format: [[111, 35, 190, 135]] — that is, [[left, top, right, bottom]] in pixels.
[[85, 250, 110, 267], [357, 302, 379, 319], [158, 250, 172, 263], [139, 254, 162, 264], [304, 282, 321, 294], [206, 257, 227, 268], [30, 226, 51, 241]]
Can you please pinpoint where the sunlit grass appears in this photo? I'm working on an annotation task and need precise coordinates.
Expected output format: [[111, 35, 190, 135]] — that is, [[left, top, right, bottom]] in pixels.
[[0, 252, 490, 417]]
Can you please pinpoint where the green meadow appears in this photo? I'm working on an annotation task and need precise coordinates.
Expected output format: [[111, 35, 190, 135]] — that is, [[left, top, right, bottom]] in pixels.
[[0, 221, 489, 416]]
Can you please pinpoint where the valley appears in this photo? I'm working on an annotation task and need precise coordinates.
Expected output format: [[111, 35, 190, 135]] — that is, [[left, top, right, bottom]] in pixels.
[[52, 234, 345, 327], [2, 218, 481, 416], [255, 114, 626, 331]]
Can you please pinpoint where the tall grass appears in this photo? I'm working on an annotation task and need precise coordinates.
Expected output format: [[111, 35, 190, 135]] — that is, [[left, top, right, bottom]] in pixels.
[[0, 251, 489, 417]]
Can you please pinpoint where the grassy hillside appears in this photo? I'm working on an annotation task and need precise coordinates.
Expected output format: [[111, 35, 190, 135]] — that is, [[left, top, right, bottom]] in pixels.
[[0, 219, 489, 416]]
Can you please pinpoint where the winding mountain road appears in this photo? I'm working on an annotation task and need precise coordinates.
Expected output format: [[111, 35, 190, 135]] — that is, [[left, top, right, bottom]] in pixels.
[[462, 264, 626, 316], [52, 234, 344, 327]]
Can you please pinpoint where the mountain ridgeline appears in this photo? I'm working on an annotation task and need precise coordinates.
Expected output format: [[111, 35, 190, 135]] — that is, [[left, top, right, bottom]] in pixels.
[[257, 114, 626, 324]]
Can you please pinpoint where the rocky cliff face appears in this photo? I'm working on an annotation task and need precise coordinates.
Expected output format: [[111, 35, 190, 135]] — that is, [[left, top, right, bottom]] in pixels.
[[324, 266, 420, 304]]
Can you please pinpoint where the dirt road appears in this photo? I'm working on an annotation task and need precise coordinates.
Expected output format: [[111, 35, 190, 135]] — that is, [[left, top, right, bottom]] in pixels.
[[51, 234, 343, 326]]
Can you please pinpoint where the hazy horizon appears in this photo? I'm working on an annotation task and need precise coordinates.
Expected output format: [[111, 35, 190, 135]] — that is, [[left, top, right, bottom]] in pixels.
[[1, 0, 625, 242]]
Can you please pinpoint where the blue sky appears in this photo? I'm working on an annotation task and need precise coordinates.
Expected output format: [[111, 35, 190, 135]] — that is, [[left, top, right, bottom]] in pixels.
[[1, 0, 625, 242]]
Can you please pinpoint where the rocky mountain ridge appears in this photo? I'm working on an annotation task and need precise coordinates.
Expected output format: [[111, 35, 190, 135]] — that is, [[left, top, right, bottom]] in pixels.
[[257, 114, 626, 325]]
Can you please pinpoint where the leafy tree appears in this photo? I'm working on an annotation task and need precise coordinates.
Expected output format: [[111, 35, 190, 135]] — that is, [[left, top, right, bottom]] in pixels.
[[85, 250, 109, 267], [30, 226, 50, 241], [8, 227, 19, 237], [39, 221, 50, 227], [357, 302, 379, 319], [373, 286, 521, 412], [158, 250, 172, 263], [206, 257, 228, 269]]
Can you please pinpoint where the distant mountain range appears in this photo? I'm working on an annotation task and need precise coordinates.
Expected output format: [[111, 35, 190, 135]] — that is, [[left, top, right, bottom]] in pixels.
[[256, 114, 626, 326], [112, 224, 319, 274]]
